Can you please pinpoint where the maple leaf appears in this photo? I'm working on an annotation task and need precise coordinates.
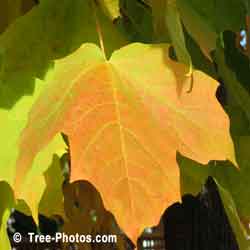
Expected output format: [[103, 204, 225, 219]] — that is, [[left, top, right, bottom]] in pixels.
[[0, 182, 14, 250], [178, 102, 250, 249], [0, 0, 126, 224], [62, 181, 105, 250], [39, 154, 65, 218], [150, 0, 193, 74], [176, 0, 245, 57], [15, 43, 235, 242], [118, 0, 153, 43], [62, 180, 129, 250], [98, 0, 120, 20]]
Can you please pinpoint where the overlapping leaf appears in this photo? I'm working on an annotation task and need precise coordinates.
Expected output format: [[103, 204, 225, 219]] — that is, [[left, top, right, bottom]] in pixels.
[[117, 0, 154, 43], [0, 182, 15, 250], [215, 180, 250, 250], [62, 180, 129, 250], [62, 181, 105, 239], [178, 137, 250, 249], [98, 0, 120, 20], [150, 0, 192, 72], [0, 0, 126, 224], [0, 0, 126, 109], [0, 0, 24, 34], [176, 0, 245, 56], [38, 154, 65, 218], [14, 42, 235, 242], [215, 32, 250, 124], [150, 0, 169, 41], [178, 98, 250, 248], [0, 1, 248, 250]]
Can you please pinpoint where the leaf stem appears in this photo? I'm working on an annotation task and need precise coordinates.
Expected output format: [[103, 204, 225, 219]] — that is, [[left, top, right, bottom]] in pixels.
[[92, 0, 107, 60]]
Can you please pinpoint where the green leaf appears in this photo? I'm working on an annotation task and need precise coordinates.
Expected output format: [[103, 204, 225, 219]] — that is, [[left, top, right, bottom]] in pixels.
[[0, 0, 22, 34], [118, 0, 154, 43], [225, 105, 250, 137], [214, 32, 250, 124], [39, 154, 65, 218], [0, 0, 37, 34], [165, 1, 192, 71], [16, 135, 66, 224], [179, 138, 250, 222], [11, 43, 105, 222], [0, 0, 126, 223], [0, 182, 15, 250], [176, 0, 245, 56], [6, 0, 23, 25], [247, 1, 250, 14], [0, 210, 11, 250], [184, 29, 216, 77], [0, 0, 126, 109], [98, 0, 120, 20], [0, 1, 9, 34], [178, 135, 250, 246], [150, 0, 169, 42], [178, 76, 250, 231], [215, 180, 250, 250], [0, 77, 54, 184], [150, 0, 191, 71], [15, 199, 32, 217]]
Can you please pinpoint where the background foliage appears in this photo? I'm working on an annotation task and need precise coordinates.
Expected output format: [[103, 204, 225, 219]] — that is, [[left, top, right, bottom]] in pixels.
[[0, 0, 250, 249]]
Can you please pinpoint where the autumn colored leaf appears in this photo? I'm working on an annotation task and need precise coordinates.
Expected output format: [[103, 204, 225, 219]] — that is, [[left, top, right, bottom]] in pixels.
[[14, 42, 235, 242], [178, 98, 250, 247], [178, 137, 250, 249], [0, 1, 248, 249], [0, 0, 125, 109], [0, 0, 126, 224], [178, 81, 250, 246]]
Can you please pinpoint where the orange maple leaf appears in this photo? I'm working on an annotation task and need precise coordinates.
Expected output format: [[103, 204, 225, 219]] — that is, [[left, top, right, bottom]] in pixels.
[[15, 43, 236, 242]]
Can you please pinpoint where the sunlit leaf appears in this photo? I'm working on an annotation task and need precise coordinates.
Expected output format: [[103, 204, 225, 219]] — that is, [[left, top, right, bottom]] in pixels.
[[178, 136, 250, 249], [0, 182, 15, 250], [15, 42, 235, 242], [98, 0, 120, 20], [39, 154, 65, 218], [0, 0, 126, 224]]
